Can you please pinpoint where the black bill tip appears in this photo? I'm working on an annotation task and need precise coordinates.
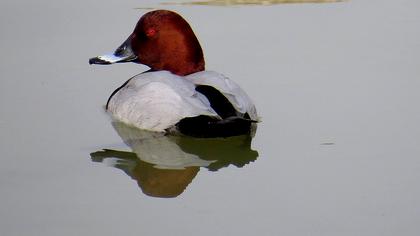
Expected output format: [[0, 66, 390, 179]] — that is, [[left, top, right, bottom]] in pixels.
[[89, 57, 112, 65]]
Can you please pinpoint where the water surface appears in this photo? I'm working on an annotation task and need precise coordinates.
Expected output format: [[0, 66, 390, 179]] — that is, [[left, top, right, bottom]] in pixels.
[[162, 0, 344, 6], [1, 0, 420, 235]]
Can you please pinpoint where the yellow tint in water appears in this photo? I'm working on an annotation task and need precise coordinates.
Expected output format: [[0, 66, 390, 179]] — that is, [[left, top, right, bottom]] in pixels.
[[162, 0, 345, 6]]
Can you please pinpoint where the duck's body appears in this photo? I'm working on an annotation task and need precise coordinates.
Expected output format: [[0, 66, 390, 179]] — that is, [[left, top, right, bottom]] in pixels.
[[90, 10, 258, 137], [107, 70, 257, 136], [107, 71, 218, 132]]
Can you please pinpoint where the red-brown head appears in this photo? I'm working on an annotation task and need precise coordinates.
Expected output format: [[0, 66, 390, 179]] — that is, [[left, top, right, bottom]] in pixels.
[[89, 10, 205, 76]]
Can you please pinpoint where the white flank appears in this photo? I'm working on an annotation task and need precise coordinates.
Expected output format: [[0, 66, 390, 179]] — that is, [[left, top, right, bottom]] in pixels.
[[107, 71, 220, 131]]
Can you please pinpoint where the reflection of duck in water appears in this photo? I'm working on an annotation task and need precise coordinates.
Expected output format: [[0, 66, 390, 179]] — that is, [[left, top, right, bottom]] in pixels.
[[91, 122, 258, 198], [91, 149, 201, 198], [89, 10, 258, 138]]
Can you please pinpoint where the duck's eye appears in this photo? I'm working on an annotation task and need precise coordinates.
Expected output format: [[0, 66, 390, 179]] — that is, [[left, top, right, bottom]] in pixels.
[[146, 28, 156, 37]]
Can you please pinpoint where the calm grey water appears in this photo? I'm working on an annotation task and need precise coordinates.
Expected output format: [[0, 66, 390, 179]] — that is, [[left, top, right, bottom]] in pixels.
[[1, 0, 420, 235]]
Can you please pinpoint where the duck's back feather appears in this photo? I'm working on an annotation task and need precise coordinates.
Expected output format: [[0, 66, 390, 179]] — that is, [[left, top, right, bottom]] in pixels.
[[107, 71, 219, 131], [185, 71, 258, 120]]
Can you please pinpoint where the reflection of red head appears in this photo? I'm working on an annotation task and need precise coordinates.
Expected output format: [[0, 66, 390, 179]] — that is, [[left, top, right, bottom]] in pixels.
[[132, 161, 199, 198]]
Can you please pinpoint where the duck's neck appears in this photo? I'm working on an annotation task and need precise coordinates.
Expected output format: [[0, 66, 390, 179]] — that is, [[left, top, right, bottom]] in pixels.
[[156, 58, 204, 76], [150, 44, 205, 76]]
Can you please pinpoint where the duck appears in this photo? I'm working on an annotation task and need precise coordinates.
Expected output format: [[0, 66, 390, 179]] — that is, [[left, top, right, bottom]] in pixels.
[[89, 10, 258, 138]]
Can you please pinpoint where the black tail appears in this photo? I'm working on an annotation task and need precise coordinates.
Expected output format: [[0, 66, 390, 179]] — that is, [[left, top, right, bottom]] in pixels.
[[175, 115, 257, 138]]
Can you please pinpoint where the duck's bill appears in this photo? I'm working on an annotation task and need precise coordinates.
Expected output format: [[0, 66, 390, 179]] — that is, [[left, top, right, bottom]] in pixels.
[[89, 53, 136, 65], [89, 37, 137, 65]]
